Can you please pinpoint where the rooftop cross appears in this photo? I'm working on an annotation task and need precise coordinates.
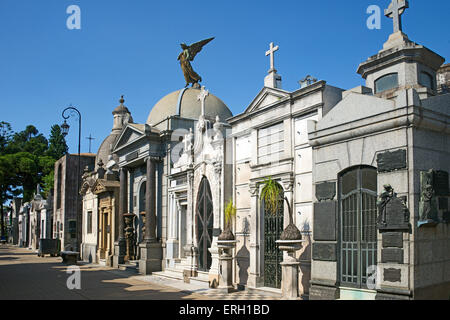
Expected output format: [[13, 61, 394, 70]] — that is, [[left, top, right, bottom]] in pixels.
[[86, 134, 95, 153], [385, 0, 409, 33], [197, 86, 209, 116], [265, 42, 279, 72]]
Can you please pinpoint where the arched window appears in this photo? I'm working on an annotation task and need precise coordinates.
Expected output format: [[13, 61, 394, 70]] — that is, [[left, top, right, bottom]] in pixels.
[[339, 166, 377, 288], [375, 73, 398, 93], [419, 71, 435, 90]]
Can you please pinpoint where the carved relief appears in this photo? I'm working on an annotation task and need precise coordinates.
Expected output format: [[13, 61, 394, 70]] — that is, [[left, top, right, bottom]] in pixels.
[[418, 170, 441, 227], [377, 185, 410, 232]]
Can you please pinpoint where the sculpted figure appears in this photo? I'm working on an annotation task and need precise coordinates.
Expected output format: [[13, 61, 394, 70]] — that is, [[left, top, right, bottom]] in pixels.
[[178, 38, 214, 87], [377, 184, 395, 226]]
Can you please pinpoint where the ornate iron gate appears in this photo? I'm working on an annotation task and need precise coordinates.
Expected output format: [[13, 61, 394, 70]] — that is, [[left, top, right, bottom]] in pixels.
[[196, 177, 213, 271], [340, 166, 377, 288], [263, 195, 284, 289]]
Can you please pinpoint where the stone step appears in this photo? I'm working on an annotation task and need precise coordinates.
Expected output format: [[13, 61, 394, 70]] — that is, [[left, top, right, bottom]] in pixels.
[[188, 271, 210, 288], [172, 262, 186, 271], [118, 262, 139, 273], [152, 269, 184, 281]]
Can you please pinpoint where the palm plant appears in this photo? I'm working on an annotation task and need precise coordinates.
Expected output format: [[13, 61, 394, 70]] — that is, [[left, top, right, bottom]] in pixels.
[[218, 199, 237, 240], [260, 177, 301, 240]]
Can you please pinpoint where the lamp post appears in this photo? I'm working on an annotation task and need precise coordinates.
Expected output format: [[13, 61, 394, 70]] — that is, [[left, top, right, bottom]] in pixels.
[[61, 106, 82, 255]]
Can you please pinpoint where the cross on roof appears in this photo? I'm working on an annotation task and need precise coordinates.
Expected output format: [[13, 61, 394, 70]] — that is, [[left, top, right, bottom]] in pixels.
[[385, 0, 409, 33], [265, 42, 279, 72], [197, 86, 209, 116], [86, 134, 95, 153]]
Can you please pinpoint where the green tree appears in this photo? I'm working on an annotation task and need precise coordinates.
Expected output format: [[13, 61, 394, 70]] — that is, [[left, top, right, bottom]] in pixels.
[[4, 126, 49, 202], [46, 124, 68, 160], [0, 154, 20, 240], [0, 122, 13, 154]]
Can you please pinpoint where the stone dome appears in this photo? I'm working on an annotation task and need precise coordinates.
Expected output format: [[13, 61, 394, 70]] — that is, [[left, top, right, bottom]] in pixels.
[[146, 87, 233, 125], [95, 133, 119, 171]]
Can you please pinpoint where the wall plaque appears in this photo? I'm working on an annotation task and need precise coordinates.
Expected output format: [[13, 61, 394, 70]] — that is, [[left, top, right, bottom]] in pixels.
[[382, 232, 403, 248], [381, 248, 403, 264], [383, 268, 402, 283], [312, 243, 336, 261], [434, 171, 449, 196], [376, 149, 407, 173], [313, 201, 337, 241], [438, 197, 448, 211], [126, 151, 139, 162], [443, 211, 450, 224], [315, 182, 336, 201]]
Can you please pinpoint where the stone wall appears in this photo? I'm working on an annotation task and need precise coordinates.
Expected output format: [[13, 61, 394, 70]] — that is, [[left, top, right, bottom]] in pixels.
[[411, 127, 450, 300]]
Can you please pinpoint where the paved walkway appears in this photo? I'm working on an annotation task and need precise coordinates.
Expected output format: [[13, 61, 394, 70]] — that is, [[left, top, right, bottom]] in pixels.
[[0, 244, 279, 300]]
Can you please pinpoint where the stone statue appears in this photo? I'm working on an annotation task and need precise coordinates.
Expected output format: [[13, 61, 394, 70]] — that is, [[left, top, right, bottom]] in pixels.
[[123, 214, 135, 261], [177, 38, 214, 88], [377, 184, 395, 227], [420, 184, 434, 221], [418, 170, 439, 226]]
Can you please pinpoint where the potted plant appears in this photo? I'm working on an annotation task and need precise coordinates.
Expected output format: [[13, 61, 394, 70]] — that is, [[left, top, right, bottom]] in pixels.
[[260, 177, 302, 240], [218, 199, 236, 240]]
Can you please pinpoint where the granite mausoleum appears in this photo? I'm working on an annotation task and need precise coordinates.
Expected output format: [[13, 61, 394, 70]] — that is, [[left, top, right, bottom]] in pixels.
[[38, 0, 448, 300]]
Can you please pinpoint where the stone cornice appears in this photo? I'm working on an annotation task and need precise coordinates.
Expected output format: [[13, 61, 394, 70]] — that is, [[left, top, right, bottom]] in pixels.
[[357, 44, 445, 79], [309, 104, 450, 148]]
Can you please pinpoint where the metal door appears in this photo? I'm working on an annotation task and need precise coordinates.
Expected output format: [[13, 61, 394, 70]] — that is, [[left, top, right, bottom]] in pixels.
[[263, 192, 284, 289], [340, 166, 377, 288], [196, 177, 213, 271]]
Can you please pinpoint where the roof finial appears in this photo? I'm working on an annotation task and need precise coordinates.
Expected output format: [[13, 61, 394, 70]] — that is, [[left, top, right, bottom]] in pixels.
[[119, 95, 125, 104]]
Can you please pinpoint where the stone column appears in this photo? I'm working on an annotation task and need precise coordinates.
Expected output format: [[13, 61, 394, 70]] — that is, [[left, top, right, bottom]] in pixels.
[[247, 183, 260, 288], [113, 167, 127, 268], [183, 169, 198, 280], [144, 157, 156, 242], [139, 157, 162, 275], [281, 178, 294, 263], [166, 193, 179, 268]]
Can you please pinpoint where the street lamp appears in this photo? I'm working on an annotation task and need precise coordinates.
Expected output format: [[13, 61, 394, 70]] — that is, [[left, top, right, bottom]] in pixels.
[[61, 120, 70, 137], [61, 106, 82, 256]]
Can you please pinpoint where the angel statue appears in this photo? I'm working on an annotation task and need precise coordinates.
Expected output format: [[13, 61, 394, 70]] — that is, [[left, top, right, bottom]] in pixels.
[[178, 37, 214, 88]]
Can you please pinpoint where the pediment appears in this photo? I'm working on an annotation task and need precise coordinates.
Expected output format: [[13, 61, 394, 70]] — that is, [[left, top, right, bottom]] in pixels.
[[114, 124, 145, 150], [92, 179, 119, 195], [244, 87, 290, 114]]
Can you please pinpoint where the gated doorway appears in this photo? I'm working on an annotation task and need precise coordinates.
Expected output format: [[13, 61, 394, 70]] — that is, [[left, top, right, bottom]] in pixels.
[[196, 177, 214, 271], [339, 166, 378, 288], [263, 182, 284, 289]]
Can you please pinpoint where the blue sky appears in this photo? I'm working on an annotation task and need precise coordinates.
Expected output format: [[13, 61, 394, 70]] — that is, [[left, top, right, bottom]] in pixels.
[[0, 0, 448, 154]]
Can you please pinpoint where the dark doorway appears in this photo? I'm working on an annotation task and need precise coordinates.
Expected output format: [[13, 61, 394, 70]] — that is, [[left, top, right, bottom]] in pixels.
[[196, 177, 213, 271], [339, 166, 378, 288], [263, 182, 284, 289]]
